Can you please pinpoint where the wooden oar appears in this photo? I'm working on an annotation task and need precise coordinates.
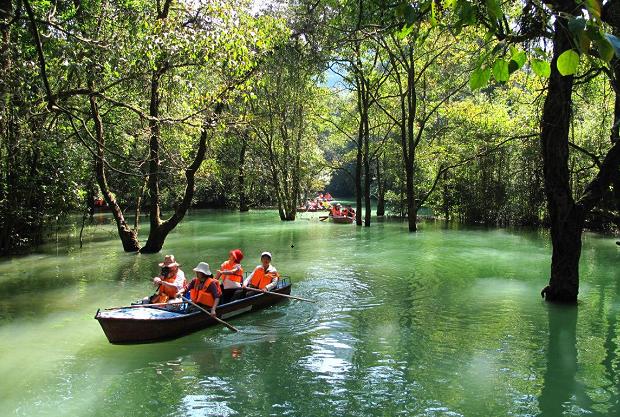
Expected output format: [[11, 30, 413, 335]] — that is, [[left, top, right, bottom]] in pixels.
[[319, 215, 329, 221], [181, 296, 239, 333], [105, 301, 182, 310], [251, 288, 316, 303]]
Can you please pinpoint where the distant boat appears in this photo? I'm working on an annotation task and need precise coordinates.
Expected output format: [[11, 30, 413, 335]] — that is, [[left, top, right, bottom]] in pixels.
[[95, 281, 292, 344], [330, 214, 354, 224]]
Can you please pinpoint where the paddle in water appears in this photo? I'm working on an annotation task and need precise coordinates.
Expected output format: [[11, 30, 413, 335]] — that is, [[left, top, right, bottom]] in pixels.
[[181, 296, 239, 333]]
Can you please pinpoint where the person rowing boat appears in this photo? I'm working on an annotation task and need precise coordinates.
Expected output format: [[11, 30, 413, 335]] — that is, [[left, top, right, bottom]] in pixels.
[[242, 251, 280, 295], [146, 255, 186, 305], [184, 262, 221, 317]]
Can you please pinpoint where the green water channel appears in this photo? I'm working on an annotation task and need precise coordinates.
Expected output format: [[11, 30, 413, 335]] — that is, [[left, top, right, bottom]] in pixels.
[[1, 209, 619, 417]]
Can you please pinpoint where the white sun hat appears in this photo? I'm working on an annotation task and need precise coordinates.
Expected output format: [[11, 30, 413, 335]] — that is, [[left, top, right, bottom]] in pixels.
[[260, 251, 272, 259], [193, 262, 212, 276]]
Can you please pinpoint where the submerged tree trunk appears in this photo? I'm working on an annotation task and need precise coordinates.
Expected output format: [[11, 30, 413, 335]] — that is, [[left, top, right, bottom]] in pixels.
[[376, 157, 385, 217], [239, 132, 249, 212], [539, 0, 620, 302], [363, 88, 371, 227], [354, 82, 364, 226], [89, 89, 140, 252], [539, 4, 581, 303], [141, 121, 210, 252]]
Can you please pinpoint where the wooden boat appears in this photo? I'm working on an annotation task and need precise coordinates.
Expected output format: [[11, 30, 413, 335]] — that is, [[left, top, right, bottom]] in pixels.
[[330, 214, 354, 224], [95, 281, 292, 344]]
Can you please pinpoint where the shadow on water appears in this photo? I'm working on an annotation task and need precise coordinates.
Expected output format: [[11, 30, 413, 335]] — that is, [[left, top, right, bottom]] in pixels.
[[538, 304, 580, 417], [538, 302, 620, 417]]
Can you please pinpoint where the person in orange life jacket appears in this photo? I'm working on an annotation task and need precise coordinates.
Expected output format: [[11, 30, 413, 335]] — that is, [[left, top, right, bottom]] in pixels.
[[149, 255, 187, 304], [242, 251, 280, 294], [185, 262, 221, 316], [215, 249, 244, 303], [345, 205, 355, 217], [331, 203, 342, 216]]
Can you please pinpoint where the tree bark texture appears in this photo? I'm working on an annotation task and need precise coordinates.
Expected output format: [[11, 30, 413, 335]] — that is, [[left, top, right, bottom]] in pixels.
[[540, 2, 581, 303]]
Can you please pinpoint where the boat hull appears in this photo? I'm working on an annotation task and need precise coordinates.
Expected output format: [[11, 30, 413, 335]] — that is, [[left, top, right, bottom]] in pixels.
[[330, 215, 354, 224], [95, 284, 292, 344]]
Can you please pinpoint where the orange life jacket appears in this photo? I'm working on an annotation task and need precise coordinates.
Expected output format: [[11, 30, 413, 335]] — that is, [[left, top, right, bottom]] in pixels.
[[250, 266, 279, 289], [190, 277, 222, 307], [151, 274, 182, 303], [220, 260, 244, 284]]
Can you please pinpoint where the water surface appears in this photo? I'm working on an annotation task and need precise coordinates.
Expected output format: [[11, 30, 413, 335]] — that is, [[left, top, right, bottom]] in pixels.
[[1, 210, 619, 417]]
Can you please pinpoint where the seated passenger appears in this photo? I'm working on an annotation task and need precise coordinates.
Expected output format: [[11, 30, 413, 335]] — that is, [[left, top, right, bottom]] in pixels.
[[186, 262, 221, 316], [243, 251, 280, 294], [331, 203, 342, 216], [216, 249, 244, 303], [149, 255, 186, 304]]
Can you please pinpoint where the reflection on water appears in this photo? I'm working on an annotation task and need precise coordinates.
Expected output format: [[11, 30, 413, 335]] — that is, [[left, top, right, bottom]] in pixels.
[[1, 210, 620, 416]]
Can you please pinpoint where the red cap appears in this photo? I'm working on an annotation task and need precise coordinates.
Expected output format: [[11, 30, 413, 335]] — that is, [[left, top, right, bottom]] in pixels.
[[230, 249, 244, 263]]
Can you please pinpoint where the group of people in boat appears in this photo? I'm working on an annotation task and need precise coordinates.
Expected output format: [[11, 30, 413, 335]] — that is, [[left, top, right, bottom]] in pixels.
[[300, 192, 334, 211], [147, 250, 280, 316], [330, 203, 355, 218]]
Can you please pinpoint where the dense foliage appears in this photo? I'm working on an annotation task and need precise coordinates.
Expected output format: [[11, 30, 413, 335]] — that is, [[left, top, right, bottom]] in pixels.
[[2, 0, 620, 300]]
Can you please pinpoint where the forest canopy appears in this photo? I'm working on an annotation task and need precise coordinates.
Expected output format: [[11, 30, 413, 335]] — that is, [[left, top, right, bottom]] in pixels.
[[1, 0, 620, 301]]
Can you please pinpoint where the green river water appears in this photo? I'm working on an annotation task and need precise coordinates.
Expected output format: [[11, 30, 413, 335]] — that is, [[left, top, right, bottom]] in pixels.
[[1, 209, 619, 417]]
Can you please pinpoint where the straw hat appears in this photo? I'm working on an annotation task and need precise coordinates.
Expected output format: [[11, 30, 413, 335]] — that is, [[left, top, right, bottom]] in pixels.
[[159, 255, 180, 267], [260, 251, 272, 259], [193, 262, 212, 276]]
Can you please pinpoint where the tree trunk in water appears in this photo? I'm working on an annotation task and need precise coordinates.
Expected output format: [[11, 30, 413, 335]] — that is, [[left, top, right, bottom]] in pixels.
[[406, 164, 417, 232], [147, 70, 163, 239], [376, 158, 385, 216], [239, 133, 249, 212], [141, 121, 210, 253], [89, 89, 140, 252], [442, 171, 450, 221], [540, 2, 580, 303], [354, 75, 365, 226], [363, 98, 371, 227]]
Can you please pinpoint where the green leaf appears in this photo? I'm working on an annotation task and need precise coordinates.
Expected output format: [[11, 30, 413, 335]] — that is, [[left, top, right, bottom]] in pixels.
[[596, 37, 614, 62], [567, 17, 587, 34], [508, 60, 519, 74], [556, 49, 580, 76], [584, 0, 602, 21], [530, 58, 551, 78], [485, 0, 503, 20], [397, 24, 414, 40], [492, 59, 509, 82], [578, 30, 591, 53], [511, 49, 526, 68], [430, 0, 438, 26], [469, 67, 491, 90], [605, 34, 620, 58]]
